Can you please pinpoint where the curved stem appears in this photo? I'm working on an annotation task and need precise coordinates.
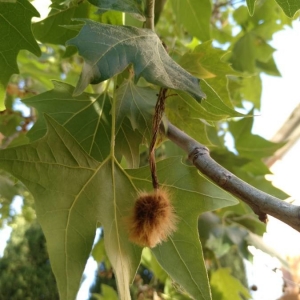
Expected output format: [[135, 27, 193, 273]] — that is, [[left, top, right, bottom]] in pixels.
[[163, 120, 300, 232], [145, 0, 155, 31]]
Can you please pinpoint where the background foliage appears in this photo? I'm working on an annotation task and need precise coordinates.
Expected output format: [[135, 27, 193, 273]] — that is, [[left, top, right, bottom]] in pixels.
[[0, 0, 299, 299]]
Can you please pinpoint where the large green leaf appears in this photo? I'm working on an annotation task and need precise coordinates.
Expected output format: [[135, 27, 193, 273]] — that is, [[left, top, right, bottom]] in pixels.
[[0, 116, 142, 300], [246, 0, 256, 16], [229, 114, 285, 159], [23, 81, 149, 168], [0, 117, 238, 300], [66, 20, 205, 101], [32, 3, 89, 46], [127, 157, 238, 299], [0, 0, 41, 110], [180, 41, 241, 107], [171, 0, 211, 41], [230, 32, 276, 74], [23, 81, 111, 162], [88, 0, 145, 21], [210, 268, 251, 300], [275, 0, 300, 17]]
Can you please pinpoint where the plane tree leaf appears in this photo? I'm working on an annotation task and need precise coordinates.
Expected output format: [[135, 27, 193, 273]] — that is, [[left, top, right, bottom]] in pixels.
[[180, 41, 241, 108], [275, 0, 300, 17], [210, 268, 251, 300], [0, 116, 142, 300], [115, 78, 156, 143], [88, 0, 145, 21], [0, 0, 41, 110], [66, 20, 205, 101], [229, 114, 285, 159], [23, 81, 111, 162], [32, 2, 89, 46], [171, 0, 211, 41], [23, 81, 144, 167], [127, 157, 238, 300], [246, 0, 256, 16]]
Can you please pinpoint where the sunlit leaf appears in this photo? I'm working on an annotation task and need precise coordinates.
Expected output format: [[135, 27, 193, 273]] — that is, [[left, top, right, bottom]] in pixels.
[[180, 41, 241, 107], [23, 81, 111, 162], [275, 0, 300, 17], [229, 114, 285, 159], [171, 0, 211, 41], [88, 0, 145, 21], [66, 20, 205, 101], [230, 32, 275, 74], [210, 268, 251, 300], [128, 157, 238, 299], [0, 0, 41, 110], [0, 116, 142, 300]]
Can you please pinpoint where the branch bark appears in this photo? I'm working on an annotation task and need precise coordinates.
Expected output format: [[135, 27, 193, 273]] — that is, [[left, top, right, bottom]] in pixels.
[[162, 120, 300, 232]]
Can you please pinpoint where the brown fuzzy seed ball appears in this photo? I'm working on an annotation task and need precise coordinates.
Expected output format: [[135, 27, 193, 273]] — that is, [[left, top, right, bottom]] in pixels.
[[127, 189, 178, 248]]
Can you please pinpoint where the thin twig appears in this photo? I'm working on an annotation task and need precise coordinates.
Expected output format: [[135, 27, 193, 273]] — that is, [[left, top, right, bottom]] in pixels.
[[149, 88, 167, 189], [162, 120, 300, 232]]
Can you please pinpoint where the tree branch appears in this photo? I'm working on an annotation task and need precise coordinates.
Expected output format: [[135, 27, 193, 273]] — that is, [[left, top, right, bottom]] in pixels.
[[163, 120, 300, 232]]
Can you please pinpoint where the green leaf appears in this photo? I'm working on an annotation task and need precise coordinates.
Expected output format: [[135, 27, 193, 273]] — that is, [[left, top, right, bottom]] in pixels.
[[180, 41, 241, 107], [210, 268, 251, 300], [0, 116, 142, 300], [229, 115, 285, 159], [127, 157, 238, 300], [230, 32, 275, 74], [0, 0, 41, 110], [0, 173, 18, 201], [88, 0, 145, 21], [246, 0, 256, 16], [115, 79, 156, 142], [141, 247, 168, 283], [200, 81, 243, 118], [97, 284, 119, 300], [171, 0, 211, 41], [32, 3, 89, 47], [115, 117, 143, 168], [23, 81, 111, 162], [92, 236, 112, 269], [66, 20, 205, 101], [275, 0, 300, 17], [23, 81, 146, 168]]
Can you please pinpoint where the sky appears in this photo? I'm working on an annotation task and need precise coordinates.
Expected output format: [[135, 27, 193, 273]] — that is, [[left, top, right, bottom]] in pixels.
[[249, 20, 300, 300], [1, 2, 300, 300]]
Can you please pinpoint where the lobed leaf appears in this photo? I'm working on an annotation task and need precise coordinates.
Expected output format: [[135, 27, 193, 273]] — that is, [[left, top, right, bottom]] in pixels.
[[0, 0, 41, 110], [171, 0, 211, 41], [128, 157, 238, 300], [88, 0, 145, 21], [0, 116, 142, 300], [32, 3, 89, 47], [246, 0, 256, 16], [23, 81, 112, 162], [23, 81, 147, 167], [210, 268, 251, 300], [66, 20, 205, 101], [275, 0, 300, 17]]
